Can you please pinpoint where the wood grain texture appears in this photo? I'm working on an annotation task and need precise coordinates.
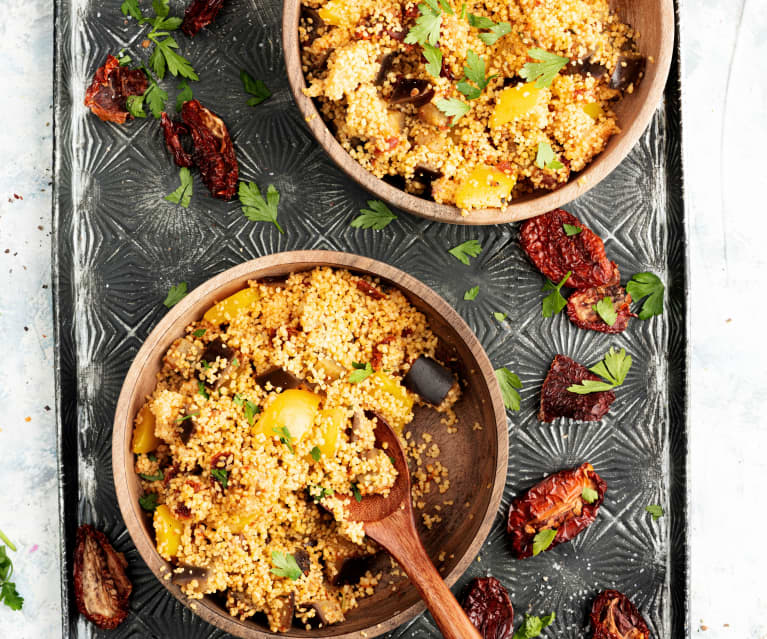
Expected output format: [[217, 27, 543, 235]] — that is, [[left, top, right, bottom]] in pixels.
[[282, 0, 675, 225], [112, 251, 508, 639]]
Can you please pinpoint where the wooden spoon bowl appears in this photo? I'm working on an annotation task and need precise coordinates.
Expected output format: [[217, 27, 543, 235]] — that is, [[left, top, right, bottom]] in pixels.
[[282, 0, 675, 225], [112, 251, 508, 639]]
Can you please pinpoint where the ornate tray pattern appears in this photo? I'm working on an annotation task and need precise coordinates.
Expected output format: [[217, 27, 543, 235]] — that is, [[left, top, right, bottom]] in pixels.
[[52, 0, 688, 637]]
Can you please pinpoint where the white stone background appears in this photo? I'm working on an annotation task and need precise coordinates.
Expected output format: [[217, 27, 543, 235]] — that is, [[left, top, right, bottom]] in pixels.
[[0, 0, 764, 636]]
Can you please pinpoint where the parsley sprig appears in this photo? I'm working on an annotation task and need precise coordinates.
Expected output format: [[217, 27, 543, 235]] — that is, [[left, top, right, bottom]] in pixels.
[[535, 142, 564, 170], [467, 13, 511, 45], [349, 362, 374, 383], [645, 504, 664, 520], [581, 486, 598, 503], [541, 271, 571, 317], [448, 239, 482, 265], [592, 296, 617, 326], [272, 426, 295, 454], [563, 223, 582, 236], [567, 347, 633, 395], [495, 367, 521, 411], [520, 48, 569, 89], [0, 529, 23, 611], [404, 0, 443, 46], [435, 97, 471, 123], [464, 285, 479, 300], [457, 50, 495, 100], [422, 43, 443, 77], [351, 200, 397, 230], [240, 70, 272, 106], [176, 79, 194, 111], [532, 528, 557, 556], [211, 468, 229, 489], [239, 182, 283, 233], [512, 612, 556, 639], [164, 167, 193, 208], [626, 272, 665, 319], [164, 282, 188, 308], [271, 551, 303, 580]]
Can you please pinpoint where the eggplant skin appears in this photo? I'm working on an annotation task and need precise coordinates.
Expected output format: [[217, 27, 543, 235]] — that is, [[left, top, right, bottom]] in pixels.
[[403, 355, 455, 405]]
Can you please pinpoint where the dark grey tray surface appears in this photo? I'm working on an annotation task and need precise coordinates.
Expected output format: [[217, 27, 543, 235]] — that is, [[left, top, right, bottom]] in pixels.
[[52, 0, 688, 637]]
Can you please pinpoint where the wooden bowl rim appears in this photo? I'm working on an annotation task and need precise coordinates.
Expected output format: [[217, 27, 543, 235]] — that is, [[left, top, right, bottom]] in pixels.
[[282, 0, 675, 225], [112, 250, 509, 639]]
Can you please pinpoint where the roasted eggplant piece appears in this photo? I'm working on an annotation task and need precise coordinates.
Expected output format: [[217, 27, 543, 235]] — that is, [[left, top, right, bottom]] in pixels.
[[171, 564, 211, 591], [403, 355, 455, 405], [389, 78, 434, 107], [610, 54, 646, 92]]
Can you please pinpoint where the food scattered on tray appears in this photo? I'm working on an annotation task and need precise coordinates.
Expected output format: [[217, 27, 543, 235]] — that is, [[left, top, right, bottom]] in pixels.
[[590, 590, 650, 639], [461, 576, 515, 639], [0, 528, 23, 612], [299, 0, 646, 211], [131, 267, 462, 631], [84, 54, 149, 124], [507, 462, 606, 558]]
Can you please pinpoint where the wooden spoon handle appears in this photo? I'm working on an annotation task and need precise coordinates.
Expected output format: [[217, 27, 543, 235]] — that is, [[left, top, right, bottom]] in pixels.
[[367, 509, 482, 639]]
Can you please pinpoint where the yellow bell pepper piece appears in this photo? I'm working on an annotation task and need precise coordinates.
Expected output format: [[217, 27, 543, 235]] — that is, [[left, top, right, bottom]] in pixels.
[[489, 82, 543, 129], [254, 389, 321, 443], [370, 372, 413, 435], [203, 287, 259, 325], [228, 512, 258, 534], [316, 407, 345, 458], [132, 404, 160, 454], [154, 504, 184, 559], [318, 0, 347, 26], [455, 166, 516, 210], [582, 102, 603, 119]]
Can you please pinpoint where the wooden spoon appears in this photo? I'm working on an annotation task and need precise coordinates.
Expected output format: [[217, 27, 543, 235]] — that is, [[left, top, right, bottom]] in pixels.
[[345, 418, 482, 639]]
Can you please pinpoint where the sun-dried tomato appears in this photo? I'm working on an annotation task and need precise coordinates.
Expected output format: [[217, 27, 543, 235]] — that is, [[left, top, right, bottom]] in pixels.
[[461, 577, 514, 639], [74, 525, 133, 629], [539, 354, 615, 422], [371, 335, 395, 370], [507, 462, 606, 559], [590, 590, 649, 639], [567, 284, 634, 333], [84, 55, 148, 124], [520, 208, 615, 289], [161, 100, 238, 200], [356, 280, 387, 300], [181, 0, 225, 36]]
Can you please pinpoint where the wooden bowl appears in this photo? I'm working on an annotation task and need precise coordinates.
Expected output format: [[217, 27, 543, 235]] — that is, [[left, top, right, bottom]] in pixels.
[[113, 251, 508, 639], [283, 0, 674, 225]]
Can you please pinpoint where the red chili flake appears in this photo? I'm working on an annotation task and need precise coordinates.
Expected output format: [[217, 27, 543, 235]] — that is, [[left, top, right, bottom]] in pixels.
[[590, 590, 650, 639], [84, 54, 148, 124], [356, 280, 387, 300], [519, 208, 615, 289], [180, 0, 225, 37], [461, 577, 514, 639], [371, 335, 396, 370], [567, 284, 634, 333], [161, 100, 238, 200], [73, 525, 132, 629], [507, 462, 606, 558], [13, 193, 23, 200], [538, 354, 615, 422]]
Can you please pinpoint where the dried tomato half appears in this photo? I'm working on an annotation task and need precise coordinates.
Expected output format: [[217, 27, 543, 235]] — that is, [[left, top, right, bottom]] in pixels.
[[181, 0, 225, 37], [84, 55, 148, 124], [507, 463, 606, 559], [461, 577, 515, 639], [590, 590, 650, 639], [73, 524, 133, 629], [539, 354, 615, 422], [356, 280, 387, 300], [567, 284, 634, 333], [161, 100, 238, 200], [519, 209, 615, 289]]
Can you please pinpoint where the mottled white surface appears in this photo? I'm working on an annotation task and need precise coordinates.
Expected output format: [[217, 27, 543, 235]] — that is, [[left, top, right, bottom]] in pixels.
[[0, 0, 765, 636]]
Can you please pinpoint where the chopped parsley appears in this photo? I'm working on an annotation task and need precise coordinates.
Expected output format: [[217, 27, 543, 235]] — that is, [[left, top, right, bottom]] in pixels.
[[532, 528, 557, 556], [270, 551, 303, 580], [467, 14, 511, 45], [139, 493, 159, 511], [164, 167, 193, 208], [310, 446, 322, 462], [125, 94, 146, 118], [592, 296, 617, 326], [272, 426, 295, 454], [581, 486, 598, 503], [422, 43, 443, 77], [239, 182, 283, 234], [175, 79, 194, 112], [139, 470, 164, 482], [197, 380, 209, 399], [493, 312, 507, 322], [244, 400, 260, 425], [240, 69, 272, 106], [448, 239, 482, 265], [309, 485, 333, 501], [144, 78, 168, 118], [626, 272, 665, 320], [211, 468, 229, 489], [495, 367, 521, 411], [541, 271, 571, 318], [435, 97, 471, 123], [192, 328, 206, 338], [464, 285, 479, 300], [349, 361, 374, 384], [520, 48, 569, 89], [563, 223, 582, 236], [351, 200, 397, 230], [645, 504, 664, 521], [0, 532, 23, 611], [512, 612, 556, 639], [163, 282, 188, 308], [233, 394, 244, 406], [351, 483, 363, 502], [567, 347, 633, 394], [175, 411, 199, 423], [404, 0, 442, 46], [535, 142, 564, 170], [457, 50, 495, 100]]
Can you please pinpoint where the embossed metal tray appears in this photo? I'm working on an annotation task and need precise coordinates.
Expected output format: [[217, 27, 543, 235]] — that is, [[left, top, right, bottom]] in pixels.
[[52, 0, 689, 636]]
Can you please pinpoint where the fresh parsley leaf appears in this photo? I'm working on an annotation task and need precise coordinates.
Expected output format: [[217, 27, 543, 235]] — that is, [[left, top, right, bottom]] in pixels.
[[139, 493, 159, 511], [176, 79, 193, 112], [422, 42, 443, 77], [197, 380, 209, 399], [459, 2, 466, 18], [211, 468, 229, 489], [310, 446, 322, 462], [435, 97, 471, 123], [121, 0, 143, 21], [148, 34, 199, 81], [1, 581, 23, 611], [535, 142, 564, 170], [404, 2, 442, 46], [493, 312, 507, 322], [272, 426, 295, 454], [0, 530, 16, 554], [126, 94, 147, 118], [626, 272, 665, 320], [153, 0, 169, 18], [351, 200, 397, 230], [448, 239, 482, 265], [164, 282, 188, 308], [646, 504, 664, 520], [233, 394, 244, 406], [520, 48, 570, 89], [309, 485, 334, 501], [467, 13, 495, 28], [351, 483, 363, 502], [541, 270, 571, 318], [192, 328, 206, 338], [244, 400, 260, 425], [145, 80, 168, 118], [239, 182, 283, 233], [464, 285, 479, 300], [479, 21, 511, 46], [240, 69, 272, 106], [271, 551, 303, 580], [563, 223, 582, 236], [567, 347, 633, 394], [117, 51, 132, 66], [349, 361, 374, 383], [592, 296, 617, 326], [495, 367, 521, 411], [532, 528, 557, 556], [581, 486, 598, 503], [164, 167, 193, 208], [436, 0, 454, 15], [457, 50, 495, 100], [139, 470, 164, 482], [512, 612, 556, 639]]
